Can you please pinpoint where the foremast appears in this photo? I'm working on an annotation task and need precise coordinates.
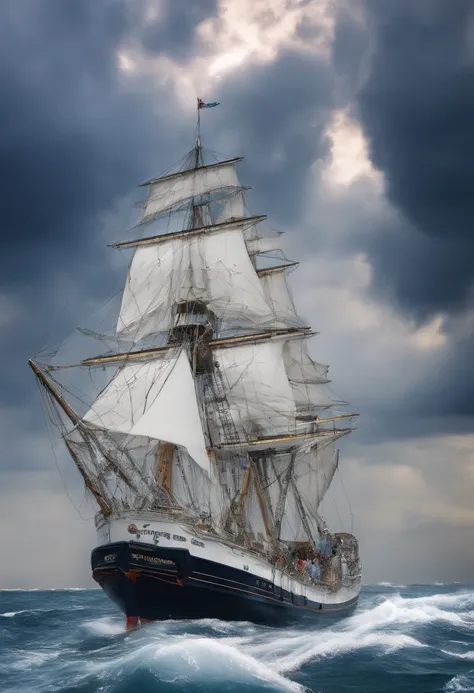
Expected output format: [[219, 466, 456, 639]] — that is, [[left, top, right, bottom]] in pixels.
[[30, 101, 358, 556]]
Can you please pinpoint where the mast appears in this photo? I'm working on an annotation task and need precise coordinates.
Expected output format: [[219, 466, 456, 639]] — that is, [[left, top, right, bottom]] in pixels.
[[29, 360, 112, 515], [192, 103, 202, 227], [195, 99, 202, 169], [196, 97, 201, 165], [30, 99, 357, 545], [155, 442, 175, 497], [29, 359, 79, 426], [250, 460, 273, 540], [64, 439, 111, 516]]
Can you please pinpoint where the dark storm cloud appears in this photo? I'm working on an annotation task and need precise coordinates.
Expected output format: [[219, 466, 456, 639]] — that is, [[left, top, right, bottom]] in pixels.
[[216, 51, 335, 223], [140, 0, 218, 59], [2, 0, 471, 438], [0, 0, 154, 290], [0, 0, 209, 410], [347, 0, 474, 429], [356, 0, 474, 321], [0, 0, 472, 587]]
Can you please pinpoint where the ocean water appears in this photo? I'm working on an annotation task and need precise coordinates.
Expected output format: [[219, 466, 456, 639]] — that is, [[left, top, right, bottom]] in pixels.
[[0, 584, 472, 693]]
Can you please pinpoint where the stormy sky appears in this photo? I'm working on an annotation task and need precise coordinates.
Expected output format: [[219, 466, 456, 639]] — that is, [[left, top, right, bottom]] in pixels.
[[1, 0, 473, 586]]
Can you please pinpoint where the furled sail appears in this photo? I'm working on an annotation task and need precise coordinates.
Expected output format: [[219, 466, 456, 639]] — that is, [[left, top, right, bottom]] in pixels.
[[117, 222, 276, 341], [142, 159, 242, 221], [82, 348, 211, 474]]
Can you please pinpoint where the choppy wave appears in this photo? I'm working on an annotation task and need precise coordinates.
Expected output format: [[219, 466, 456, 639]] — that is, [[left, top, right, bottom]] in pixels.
[[376, 581, 408, 589], [0, 584, 473, 692]]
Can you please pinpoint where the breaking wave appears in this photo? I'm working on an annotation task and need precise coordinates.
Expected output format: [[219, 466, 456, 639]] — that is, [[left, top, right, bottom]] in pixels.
[[0, 584, 473, 692], [376, 581, 407, 589]]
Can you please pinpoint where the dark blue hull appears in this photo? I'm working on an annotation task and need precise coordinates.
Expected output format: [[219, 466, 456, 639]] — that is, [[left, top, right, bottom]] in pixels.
[[91, 541, 358, 624]]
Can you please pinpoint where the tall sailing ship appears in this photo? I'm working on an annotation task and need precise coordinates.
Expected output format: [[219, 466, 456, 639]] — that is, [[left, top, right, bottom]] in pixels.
[[30, 102, 361, 627]]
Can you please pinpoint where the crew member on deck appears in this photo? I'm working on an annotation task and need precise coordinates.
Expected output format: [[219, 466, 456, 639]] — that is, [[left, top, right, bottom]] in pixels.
[[319, 532, 333, 559], [311, 560, 321, 581]]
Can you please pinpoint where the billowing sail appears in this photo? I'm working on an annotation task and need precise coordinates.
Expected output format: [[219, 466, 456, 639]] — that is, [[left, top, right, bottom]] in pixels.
[[292, 438, 339, 514], [280, 484, 308, 542], [171, 448, 226, 521], [32, 143, 356, 549], [143, 159, 242, 221], [290, 381, 340, 413], [217, 189, 246, 223], [246, 235, 282, 255], [259, 267, 305, 328], [274, 438, 338, 542], [213, 339, 295, 438], [117, 223, 275, 341], [82, 348, 211, 474], [283, 337, 329, 383]]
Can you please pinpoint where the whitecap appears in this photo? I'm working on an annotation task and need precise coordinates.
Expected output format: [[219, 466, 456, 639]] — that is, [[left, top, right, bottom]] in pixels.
[[81, 617, 125, 636], [0, 608, 50, 618], [376, 582, 407, 589], [152, 637, 303, 691], [445, 672, 474, 692], [48, 587, 97, 591], [238, 589, 474, 674], [9, 649, 61, 670], [441, 649, 474, 660], [86, 635, 303, 692]]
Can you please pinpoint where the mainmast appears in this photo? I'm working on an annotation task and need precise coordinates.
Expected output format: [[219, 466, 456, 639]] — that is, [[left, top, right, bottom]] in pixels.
[[195, 98, 202, 169]]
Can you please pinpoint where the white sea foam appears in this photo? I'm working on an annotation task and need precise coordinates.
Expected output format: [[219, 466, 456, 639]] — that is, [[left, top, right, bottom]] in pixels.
[[152, 637, 303, 692], [0, 608, 49, 618], [353, 595, 472, 630], [0, 606, 86, 618], [48, 587, 98, 591], [376, 581, 407, 589], [9, 649, 62, 670], [85, 632, 303, 692], [445, 673, 474, 692], [3, 589, 472, 693], [216, 590, 472, 676], [78, 589, 472, 689], [81, 616, 125, 636], [442, 649, 474, 660]]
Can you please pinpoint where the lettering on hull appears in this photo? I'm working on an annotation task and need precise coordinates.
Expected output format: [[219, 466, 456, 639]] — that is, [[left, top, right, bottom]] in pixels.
[[131, 553, 175, 566], [127, 525, 190, 544]]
